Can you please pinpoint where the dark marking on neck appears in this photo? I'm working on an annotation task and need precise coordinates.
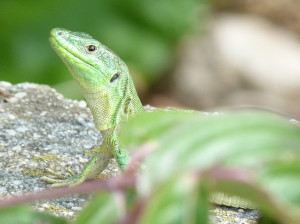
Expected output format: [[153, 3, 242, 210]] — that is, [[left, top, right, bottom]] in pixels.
[[124, 97, 132, 114]]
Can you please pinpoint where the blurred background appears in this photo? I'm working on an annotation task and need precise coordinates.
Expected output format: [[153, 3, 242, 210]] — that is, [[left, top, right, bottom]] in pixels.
[[1, 0, 300, 117]]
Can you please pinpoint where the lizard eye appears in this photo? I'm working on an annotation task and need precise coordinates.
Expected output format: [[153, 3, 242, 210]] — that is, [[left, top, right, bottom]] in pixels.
[[110, 72, 120, 83], [86, 44, 97, 52]]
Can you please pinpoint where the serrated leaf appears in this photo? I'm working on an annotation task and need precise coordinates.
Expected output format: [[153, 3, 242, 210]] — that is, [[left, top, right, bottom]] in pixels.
[[212, 178, 299, 224]]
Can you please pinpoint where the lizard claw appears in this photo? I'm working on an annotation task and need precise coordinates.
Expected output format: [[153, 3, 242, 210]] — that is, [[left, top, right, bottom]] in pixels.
[[66, 168, 75, 176], [43, 168, 66, 179], [41, 168, 84, 187], [41, 176, 85, 187]]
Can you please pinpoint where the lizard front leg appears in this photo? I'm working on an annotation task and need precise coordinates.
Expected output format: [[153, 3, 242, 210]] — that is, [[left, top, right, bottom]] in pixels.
[[41, 145, 113, 187], [110, 130, 129, 170]]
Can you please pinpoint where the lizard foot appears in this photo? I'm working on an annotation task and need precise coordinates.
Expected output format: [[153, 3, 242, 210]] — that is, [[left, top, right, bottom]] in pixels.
[[41, 168, 85, 187]]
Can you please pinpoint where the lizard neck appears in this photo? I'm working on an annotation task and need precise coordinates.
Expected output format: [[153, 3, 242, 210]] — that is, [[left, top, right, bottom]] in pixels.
[[83, 84, 144, 131]]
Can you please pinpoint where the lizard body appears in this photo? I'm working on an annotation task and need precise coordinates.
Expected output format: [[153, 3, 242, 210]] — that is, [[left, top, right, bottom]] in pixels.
[[45, 28, 252, 209], [43, 28, 144, 185]]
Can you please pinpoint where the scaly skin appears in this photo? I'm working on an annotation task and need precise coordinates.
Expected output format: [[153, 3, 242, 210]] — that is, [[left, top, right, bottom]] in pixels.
[[42, 28, 144, 185], [44, 28, 252, 209]]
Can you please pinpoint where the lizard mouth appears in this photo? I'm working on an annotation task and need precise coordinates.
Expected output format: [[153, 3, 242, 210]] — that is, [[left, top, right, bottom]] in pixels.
[[49, 35, 72, 59], [49, 28, 97, 72]]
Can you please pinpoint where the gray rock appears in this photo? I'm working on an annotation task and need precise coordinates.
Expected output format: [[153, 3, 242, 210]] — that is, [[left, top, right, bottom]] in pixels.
[[0, 82, 118, 219]]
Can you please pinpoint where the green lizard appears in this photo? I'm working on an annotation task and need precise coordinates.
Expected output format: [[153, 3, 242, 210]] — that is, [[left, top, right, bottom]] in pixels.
[[43, 28, 144, 185], [44, 28, 252, 209]]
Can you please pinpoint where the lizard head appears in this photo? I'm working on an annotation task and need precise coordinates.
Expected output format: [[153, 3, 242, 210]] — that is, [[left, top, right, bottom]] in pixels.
[[50, 28, 143, 130], [50, 28, 130, 92]]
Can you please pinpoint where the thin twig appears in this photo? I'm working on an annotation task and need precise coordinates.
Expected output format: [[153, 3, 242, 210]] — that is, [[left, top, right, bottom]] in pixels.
[[0, 174, 136, 208]]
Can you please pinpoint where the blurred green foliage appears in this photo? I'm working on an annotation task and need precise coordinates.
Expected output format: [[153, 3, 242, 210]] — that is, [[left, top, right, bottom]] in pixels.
[[0, 205, 67, 224], [121, 110, 300, 223], [0, 0, 208, 98], [1, 110, 300, 223]]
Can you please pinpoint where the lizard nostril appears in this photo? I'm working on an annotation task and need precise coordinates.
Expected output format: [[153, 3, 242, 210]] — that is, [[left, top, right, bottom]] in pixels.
[[57, 31, 63, 35]]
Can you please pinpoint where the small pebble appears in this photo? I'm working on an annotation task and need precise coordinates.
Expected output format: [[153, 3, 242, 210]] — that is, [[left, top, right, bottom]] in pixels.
[[72, 207, 82, 211], [6, 129, 17, 136], [15, 92, 27, 98], [16, 126, 28, 133], [78, 100, 87, 108], [40, 111, 47, 116], [12, 145, 22, 153]]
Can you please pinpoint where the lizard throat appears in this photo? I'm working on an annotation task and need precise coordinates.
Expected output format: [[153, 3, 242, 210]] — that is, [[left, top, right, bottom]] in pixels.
[[83, 90, 125, 131]]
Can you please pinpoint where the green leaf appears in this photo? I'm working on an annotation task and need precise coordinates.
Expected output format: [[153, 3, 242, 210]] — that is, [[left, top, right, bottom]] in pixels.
[[122, 110, 300, 188], [190, 178, 210, 224], [139, 174, 209, 224], [0, 205, 67, 224], [74, 192, 122, 224], [259, 161, 300, 209]]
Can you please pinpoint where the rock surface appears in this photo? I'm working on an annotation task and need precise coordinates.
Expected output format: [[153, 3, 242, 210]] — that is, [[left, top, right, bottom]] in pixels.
[[0, 81, 119, 218], [0, 81, 259, 223]]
